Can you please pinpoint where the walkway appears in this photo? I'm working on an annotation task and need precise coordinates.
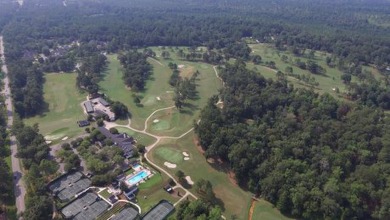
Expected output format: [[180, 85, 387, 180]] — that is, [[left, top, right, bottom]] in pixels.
[[0, 36, 26, 214]]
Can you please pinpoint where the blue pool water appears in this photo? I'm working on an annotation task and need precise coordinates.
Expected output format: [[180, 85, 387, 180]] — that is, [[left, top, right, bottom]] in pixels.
[[126, 170, 148, 185]]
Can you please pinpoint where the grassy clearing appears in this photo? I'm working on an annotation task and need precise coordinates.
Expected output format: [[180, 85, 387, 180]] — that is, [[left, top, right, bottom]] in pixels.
[[115, 127, 156, 147], [248, 43, 358, 98], [25, 73, 86, 139], [99, 54, 174, 130], [252, 200, 293, 220]]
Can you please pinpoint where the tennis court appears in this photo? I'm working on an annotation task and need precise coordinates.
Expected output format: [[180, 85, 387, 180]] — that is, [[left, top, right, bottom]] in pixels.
[[61, 192, 110, 219], [111, 207, 139, 220], [48, 171, 91, 201], [142, 200, 174, 220]]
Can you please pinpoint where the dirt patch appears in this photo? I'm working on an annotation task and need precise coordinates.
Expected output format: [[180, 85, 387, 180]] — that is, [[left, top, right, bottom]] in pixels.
[[193, 137, 205, 154], [180, 66, 195, 79], [248, 199, 256, 220], [228, 170, 238, 187]]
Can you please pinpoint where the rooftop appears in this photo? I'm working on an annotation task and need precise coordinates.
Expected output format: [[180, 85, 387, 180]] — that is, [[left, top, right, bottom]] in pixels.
[[61, 192, 110, 220]]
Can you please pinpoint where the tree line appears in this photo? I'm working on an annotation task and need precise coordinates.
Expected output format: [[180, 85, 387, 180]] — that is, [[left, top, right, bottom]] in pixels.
[[195, 61, 390, 219]]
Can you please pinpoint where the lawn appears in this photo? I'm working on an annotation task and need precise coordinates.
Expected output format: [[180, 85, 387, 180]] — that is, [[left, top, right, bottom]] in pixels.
[[248, 43, 361, 99], [136, 173, 179, 213], [150, 131, 254, 219], [99, 188, 111, 200], [252, 200, 294, 220], [24, 73, 87, 140], [115, 126, 157, 147]]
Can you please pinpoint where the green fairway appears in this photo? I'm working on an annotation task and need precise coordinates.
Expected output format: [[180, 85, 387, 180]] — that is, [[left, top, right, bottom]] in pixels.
[[248, 43, 362, 99], [150, 132, 252, 219], [99, 54, 174, 130], [252, 200, 294, 220], [115, 127, 157, 147], [25, 73, 87, 139], [153, 146, 184, 164]]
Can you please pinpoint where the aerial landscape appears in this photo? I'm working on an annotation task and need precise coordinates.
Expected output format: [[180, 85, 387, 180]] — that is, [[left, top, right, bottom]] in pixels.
[[0, 0, 390, 219]]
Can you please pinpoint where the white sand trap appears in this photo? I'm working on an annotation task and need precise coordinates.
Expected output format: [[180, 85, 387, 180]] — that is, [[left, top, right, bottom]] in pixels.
[[182, 152, 189, 157], [184, 157, 190, 161], [45, 141, 52, 144], [178, 64, 185, 69], [185, 176, 194, 185], [156, 96, 161, 101], [153, 119, 160, 123], [62, 136, 69, 141], [164, 162, 177, 169]]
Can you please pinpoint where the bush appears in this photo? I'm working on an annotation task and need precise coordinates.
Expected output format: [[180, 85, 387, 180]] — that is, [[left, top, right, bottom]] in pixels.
[[97, 119, 104, 127], [109, 127, 118, 134], [61, 143, 71, 150]]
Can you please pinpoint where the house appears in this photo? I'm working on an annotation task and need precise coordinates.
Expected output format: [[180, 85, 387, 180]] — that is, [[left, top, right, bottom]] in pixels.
[[124, 185, 138, 200], [77, 120, 90, 127], [97, 97, 109, 107], [98, 127, 135, 158], [84, 101, 94, 113]]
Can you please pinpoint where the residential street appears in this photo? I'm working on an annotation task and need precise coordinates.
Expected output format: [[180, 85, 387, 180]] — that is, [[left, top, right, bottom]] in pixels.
[[0, 36, 26, 214]]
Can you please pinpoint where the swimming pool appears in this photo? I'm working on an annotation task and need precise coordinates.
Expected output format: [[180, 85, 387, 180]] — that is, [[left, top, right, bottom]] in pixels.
[[126, 170, 148, 186]]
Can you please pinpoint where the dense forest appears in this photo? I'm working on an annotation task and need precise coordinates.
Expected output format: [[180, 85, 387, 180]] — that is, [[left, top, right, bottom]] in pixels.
[[195, 61, 390, 219], [0, 0, 388, 117]]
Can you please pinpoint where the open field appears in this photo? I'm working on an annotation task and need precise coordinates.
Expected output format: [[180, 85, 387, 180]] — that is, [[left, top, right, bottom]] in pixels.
[[115, 127, 156, 147], [248, 43, 361, 98], [149, 131, 264, 219], [25, 73, 87, 140]]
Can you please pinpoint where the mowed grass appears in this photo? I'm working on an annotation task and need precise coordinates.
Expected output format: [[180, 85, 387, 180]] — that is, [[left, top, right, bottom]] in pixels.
[[252, 200, 293, 220], [99, 54, 174, 130], [115, 126, 156, 147], [153, 146, 184, 164], [150, 131, 252, 219], [248, 43, 358, 98], [136, 173, 179, 213], [25, 73, 87, 139]]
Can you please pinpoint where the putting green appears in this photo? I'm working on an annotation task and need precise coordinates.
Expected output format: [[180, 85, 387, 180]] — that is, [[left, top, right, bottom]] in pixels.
[[154, 147, 183, 164], [151, 120, 170, 131]]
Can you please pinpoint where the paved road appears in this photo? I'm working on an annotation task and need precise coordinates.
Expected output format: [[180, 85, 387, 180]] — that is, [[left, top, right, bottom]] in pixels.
[[0, 36, 26, 214]]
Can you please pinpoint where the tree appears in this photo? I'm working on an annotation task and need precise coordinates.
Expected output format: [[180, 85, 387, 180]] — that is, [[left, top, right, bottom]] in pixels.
[[341, 73, 352, 84], [175, 170, 185, 183], [109, 127, 119, 134]]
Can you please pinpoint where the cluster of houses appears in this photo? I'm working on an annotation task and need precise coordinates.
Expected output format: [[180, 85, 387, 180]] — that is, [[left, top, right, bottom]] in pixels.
[[98, 127, 135, 159]]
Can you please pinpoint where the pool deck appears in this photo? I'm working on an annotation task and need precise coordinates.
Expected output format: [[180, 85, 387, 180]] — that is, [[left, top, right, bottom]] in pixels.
[[124, 165, 153, 187]]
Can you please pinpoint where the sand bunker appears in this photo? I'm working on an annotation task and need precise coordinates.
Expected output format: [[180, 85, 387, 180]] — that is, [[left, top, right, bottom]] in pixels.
[[182, 152, 189, 157], [153, 119, 160, 123], [178, 64, 185, 69], [62, 136, 69, 141], [156, 96, 161, 101], [164, 162, 177, 169], [45, 141, 52, 144], [184, 157, 190, 161], [185, 176, 194, 185]]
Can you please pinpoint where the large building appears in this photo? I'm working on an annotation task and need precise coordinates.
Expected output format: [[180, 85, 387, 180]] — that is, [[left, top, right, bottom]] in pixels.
[[48, 171, 91, 202], [98, 127, 135, 158], [82, 97, 116, 121]]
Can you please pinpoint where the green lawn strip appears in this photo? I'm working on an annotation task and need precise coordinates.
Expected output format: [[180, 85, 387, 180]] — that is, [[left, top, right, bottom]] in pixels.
[[24, 73, 86, 139], [115, 127, 157, 147], [97, 202, 126, 220], [149, 133, 253, 219], [138, 173, 163, 190], [5, 155, 11, 168], [252, 200, 294, 220], [124, 168, 134, 176], [99, 188, 111, 200], [99, 54, 173, 130]]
